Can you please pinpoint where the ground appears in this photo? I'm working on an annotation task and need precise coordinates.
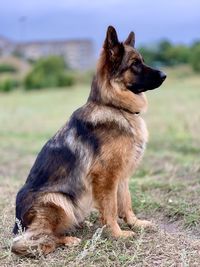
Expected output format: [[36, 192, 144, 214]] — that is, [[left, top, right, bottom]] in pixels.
[[0, 66, 200, 266]]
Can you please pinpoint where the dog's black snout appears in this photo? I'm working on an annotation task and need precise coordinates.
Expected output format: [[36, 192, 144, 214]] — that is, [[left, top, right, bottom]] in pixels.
[[159, 71, 167, 81]]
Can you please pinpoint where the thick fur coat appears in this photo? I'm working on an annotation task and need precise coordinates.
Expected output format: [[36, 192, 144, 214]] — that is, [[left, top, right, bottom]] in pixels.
[[12, 26, 166, 256]]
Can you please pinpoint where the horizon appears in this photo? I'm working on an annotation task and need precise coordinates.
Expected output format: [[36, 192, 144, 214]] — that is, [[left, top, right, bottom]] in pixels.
[[0, 0, 199, 53]]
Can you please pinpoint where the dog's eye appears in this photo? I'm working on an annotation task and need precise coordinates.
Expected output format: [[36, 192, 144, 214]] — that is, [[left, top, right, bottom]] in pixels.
[[131, 59, 141, 67]]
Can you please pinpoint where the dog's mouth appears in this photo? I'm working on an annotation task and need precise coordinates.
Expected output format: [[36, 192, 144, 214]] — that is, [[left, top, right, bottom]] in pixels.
[[127, 71, 167, 94]]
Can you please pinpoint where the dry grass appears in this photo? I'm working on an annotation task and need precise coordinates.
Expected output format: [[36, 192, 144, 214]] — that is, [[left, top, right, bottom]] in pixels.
[[0, 66, 200, 266]]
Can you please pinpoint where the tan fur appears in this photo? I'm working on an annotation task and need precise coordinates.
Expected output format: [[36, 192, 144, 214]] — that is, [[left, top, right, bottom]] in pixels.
[[88, 112, 149, 237], [12, 26, 161, 256], [41, 193, 78, 228], [12, 193, 82, 256], [12, 231, 80, 256], [97, 70, 148, 115]]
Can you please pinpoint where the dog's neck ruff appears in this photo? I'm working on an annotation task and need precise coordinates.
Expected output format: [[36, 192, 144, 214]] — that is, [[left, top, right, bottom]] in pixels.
[[88, 76, 141, 116], [105, 103, 140, 115], [120, 108, 140, 115]]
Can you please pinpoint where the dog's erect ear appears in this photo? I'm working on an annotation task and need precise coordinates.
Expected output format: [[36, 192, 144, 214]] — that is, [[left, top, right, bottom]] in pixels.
[[124, 31, 135, 47], [104, 26, 123, 61], [104, 26, 119, 50], [103, 26, 124, 65]]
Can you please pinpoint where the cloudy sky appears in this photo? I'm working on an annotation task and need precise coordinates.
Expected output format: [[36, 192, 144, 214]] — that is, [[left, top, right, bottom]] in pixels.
[[0, 0, 200, 51]]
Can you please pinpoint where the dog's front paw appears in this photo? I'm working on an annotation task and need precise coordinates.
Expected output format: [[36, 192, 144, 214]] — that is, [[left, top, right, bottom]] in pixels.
[[112, 229, 136, 238], [63, 236, 81, 247], [127, 217, 156, 231]]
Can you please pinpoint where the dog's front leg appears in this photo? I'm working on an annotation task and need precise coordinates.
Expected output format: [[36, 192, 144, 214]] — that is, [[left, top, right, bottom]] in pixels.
[[117, 179, 153, 229], [93, 177, 135, 238]]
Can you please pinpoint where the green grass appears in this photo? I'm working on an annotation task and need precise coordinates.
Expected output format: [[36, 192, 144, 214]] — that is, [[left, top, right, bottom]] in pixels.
[[0, 66, 200, 266]]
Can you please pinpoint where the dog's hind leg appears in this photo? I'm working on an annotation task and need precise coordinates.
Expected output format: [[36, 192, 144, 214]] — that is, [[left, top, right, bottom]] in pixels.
[[12, 193, 81, 256], [57, 236, 81, 247], [117, 179, 153, 229]]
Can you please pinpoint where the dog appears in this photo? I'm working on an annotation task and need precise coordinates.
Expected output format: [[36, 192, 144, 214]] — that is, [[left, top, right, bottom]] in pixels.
[[12, 26, 166, 256]]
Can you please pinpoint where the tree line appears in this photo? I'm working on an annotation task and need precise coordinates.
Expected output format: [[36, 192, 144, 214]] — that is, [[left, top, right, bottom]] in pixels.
[[1, 40, 200, 92], [138, 40, 200, 72]]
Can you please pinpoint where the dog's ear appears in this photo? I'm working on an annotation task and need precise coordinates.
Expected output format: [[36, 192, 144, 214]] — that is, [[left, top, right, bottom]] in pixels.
[[124, 31, 135, 47], [104, 26, 119, 50], [104, 26, 122, 60]]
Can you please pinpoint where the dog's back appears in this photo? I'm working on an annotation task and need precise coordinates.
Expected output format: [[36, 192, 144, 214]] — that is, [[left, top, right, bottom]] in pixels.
[[12, 26, 166, 256]]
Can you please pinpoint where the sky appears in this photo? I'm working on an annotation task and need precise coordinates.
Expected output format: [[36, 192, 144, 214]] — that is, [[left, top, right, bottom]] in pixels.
[[0, 0, 200, 52]]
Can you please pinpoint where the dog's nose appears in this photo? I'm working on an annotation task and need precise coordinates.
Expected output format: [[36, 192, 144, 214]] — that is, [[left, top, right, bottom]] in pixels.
[[159, 71, 167, 81]]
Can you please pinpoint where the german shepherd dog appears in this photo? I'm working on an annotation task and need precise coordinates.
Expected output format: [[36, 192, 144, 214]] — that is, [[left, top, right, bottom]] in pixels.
[[12, 26, 166, 256]]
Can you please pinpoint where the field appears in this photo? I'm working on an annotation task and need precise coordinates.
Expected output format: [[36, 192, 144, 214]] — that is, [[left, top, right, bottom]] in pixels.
[[0, 66, 200, 266]]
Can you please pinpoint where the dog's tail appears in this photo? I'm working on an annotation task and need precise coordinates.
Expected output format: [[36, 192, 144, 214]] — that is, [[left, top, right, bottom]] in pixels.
[[12, 231, 81, 256], [11, 231, 58, 256]]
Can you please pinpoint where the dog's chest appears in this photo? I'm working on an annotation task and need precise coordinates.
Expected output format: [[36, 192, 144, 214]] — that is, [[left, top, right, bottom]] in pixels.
[[123, 115, 148, 174]]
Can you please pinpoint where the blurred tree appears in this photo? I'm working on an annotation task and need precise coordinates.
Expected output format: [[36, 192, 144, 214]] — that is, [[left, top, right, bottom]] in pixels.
[[0, 64, 17, 73], [0, 79, 20, 92], [190, 44, 200, 72], [139, 39, 192, 67], [165, 45, 191, 66], [138, 46, 157, 66], [156, 40, 173, 65], [24, 56, 75, 90], [191, 40, 200, 49]]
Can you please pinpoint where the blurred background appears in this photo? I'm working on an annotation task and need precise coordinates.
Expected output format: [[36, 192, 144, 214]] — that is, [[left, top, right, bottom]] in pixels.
[[0, 1, 200, 266], [0, 0, 200, 91]]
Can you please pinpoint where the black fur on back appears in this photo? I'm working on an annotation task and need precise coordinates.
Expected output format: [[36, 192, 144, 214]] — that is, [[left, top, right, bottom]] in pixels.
[[13, 109, 101, 234]]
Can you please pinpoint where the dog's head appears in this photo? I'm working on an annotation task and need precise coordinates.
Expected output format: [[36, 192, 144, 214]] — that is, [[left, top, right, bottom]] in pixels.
[[100, 26, 166, 94]]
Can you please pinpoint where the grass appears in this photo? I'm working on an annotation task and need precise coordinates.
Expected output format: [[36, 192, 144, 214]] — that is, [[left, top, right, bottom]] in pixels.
[[0, 65, 200, 266]]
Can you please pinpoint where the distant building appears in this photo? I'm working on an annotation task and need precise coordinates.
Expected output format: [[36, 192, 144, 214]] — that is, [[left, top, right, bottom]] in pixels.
[[0, 36, 94, 70], [0, 36, 15, 56]]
